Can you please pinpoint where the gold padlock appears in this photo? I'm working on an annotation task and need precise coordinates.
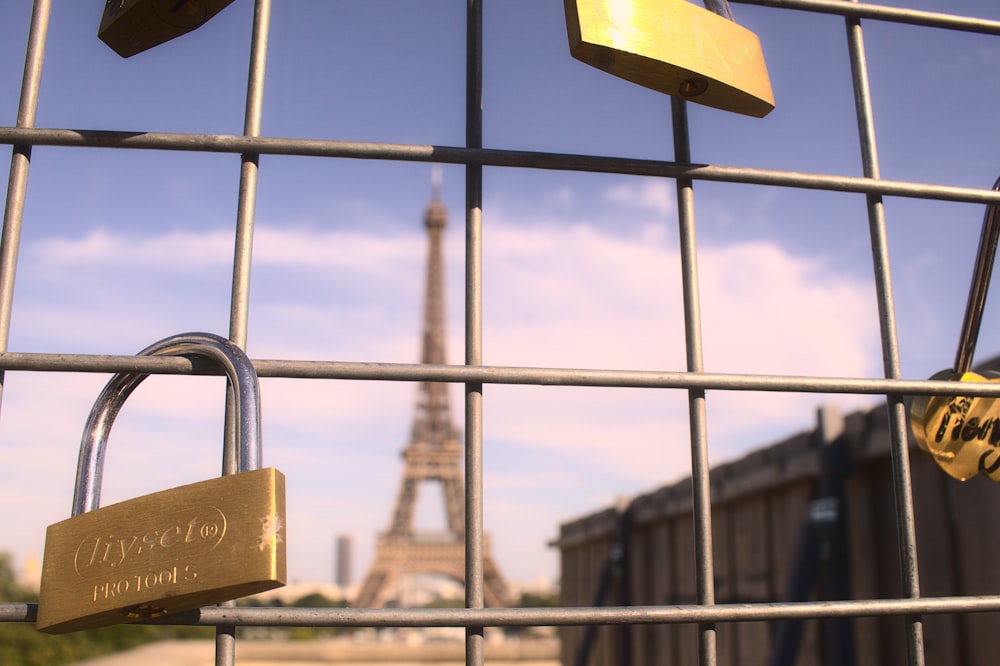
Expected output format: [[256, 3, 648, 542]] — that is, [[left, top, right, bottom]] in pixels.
[[37, 333, 286, 634], [911, 177, 1000, 481], [911, 370, 1000, 481], [564, 0, 775, 117], [98, 0, 237, 58]]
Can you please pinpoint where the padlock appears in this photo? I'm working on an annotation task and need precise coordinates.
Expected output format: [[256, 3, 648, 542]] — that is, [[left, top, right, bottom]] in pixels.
[[564, 0, 775, 117], [98, 0, 237, 58], [911, 369, 1000, 481], [37, 332, 286, 634], [911, 178, 1000, 481]]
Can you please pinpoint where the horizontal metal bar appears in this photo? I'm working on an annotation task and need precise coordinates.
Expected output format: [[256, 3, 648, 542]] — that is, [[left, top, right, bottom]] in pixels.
[[0, 352, 997, 397], [735, 0, 1000, 35], [5, 595, 1000, 627], [2, 127, 1000, 206]]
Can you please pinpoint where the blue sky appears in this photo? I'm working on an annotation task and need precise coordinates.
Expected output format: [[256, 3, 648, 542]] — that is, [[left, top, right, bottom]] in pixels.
[[1, 1, 1000, 591]]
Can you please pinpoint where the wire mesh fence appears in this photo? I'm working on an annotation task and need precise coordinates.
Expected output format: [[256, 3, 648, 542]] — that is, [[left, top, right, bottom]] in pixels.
[[2, 1, 1000, 665]]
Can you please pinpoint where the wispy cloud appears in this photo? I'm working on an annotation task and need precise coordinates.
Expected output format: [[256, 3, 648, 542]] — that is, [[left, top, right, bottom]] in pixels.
[[0, 203, 881, 584], [603, 180, 676, 216], [31, 228, 235, 267]]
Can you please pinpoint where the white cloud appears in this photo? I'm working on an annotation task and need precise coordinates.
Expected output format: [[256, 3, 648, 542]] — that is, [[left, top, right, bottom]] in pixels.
[[699, 241, 878, 375], [0, 209, 881, 586], [603, 179, 676, 216], [476, 215, 880, 504], [254, 226, 422, 271], [30, 227, 235, 267]]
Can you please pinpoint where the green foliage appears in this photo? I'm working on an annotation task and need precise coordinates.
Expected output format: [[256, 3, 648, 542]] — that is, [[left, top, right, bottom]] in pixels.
[[0, 623, 213, 666], [238, 590, 348, 608], [0, 552, 212, 666], [292, 592, 347, 608], [422, 595, 465, 608], [519, 591, 559, 607], [236, 591, 348, 641], [236, 595, 277, 607], [0, 553, 21, 600]]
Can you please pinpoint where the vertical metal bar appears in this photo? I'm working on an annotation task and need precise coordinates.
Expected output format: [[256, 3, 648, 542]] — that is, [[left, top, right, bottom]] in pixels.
[[229, 0, 271, 351], [0, 0, 51, 409], [953, 177, 1000, 375], [843, 9, 925, 666], [671, 97, 717, 666], [222, 0, 271, 485], [218, 2, 272, 665], [464, 1, 486, 665], [222, 0, 271, 478], [214, 624, 236, 666]]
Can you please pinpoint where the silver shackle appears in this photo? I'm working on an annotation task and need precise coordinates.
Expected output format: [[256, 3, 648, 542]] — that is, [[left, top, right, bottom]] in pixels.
[[72, 332, 262, 516]]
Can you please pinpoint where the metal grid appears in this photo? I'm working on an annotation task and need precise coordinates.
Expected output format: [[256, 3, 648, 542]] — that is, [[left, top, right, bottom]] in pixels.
[[2, 1, 1000, 665]]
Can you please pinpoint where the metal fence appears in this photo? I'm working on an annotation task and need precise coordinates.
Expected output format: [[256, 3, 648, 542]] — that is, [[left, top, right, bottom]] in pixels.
[[557, 397, 1000, 666], [2, 1, 1000, 665]]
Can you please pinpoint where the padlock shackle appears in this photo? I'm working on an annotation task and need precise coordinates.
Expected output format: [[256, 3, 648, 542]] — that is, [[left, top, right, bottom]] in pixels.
[[72, 332, 262, 516], [954, 175, 1000, 375]]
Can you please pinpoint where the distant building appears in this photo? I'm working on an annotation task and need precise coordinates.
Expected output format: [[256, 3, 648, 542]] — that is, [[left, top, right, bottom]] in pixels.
[[335, 534, 352, 588], [18, 553, 40, 592], [555, 398, 1000, 666]]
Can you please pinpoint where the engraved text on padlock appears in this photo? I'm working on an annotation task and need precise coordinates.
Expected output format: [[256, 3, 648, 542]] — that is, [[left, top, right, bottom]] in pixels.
[[911, 371, 1000, 482]]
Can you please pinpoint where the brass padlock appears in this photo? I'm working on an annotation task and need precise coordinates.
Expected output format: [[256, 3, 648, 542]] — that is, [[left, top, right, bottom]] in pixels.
[[911, 177, 1000, 481], [37, 333, 286, 634], [911, 369, 1000, 481], [98, 0, 237, 58], [564, 0, 775, 117]]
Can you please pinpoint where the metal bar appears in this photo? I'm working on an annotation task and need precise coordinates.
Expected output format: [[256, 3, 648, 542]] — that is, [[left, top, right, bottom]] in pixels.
[[8, 595, 1000, 627], [221, 0, 272, 476], [844, 8, 925, 666], [465, 2, 486, 665], [229, 0, 271, 351], [5, 127, 1000, 205], [703, 0, 736, 22], [218, 2, 272, 663], [0, 0, 51, 413], [214, 624, 236, 666], [7, 353, 1000, 397], [2, 1, 998, 662], [672, 97, 717, 666], [734, 0, 1000, 35]]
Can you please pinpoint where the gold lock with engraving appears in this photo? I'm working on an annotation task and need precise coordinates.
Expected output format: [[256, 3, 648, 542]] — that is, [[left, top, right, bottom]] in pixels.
[[37, 333, 286, 634], [99, 0, 237, 58], [564, 0, 774, 117], [911, 178, 1000, 481]]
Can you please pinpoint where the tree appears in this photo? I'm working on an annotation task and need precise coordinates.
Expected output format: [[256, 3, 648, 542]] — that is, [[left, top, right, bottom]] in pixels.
[[0, 551, 211, 666]]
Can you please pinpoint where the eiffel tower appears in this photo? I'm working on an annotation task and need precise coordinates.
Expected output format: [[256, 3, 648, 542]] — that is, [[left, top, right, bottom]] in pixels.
[[354, 176, 510, 609]]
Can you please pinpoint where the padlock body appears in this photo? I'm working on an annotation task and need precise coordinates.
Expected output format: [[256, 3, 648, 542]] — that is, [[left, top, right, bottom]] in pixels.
[[565, 0, 775, 117], [911, 371, 1000, 482], [99, 0, 237, 58], [38, 467, 285, 634]]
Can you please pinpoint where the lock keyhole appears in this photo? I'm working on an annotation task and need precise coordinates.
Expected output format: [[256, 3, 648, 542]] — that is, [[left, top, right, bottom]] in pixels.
[[679, 77, 709, 97]]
